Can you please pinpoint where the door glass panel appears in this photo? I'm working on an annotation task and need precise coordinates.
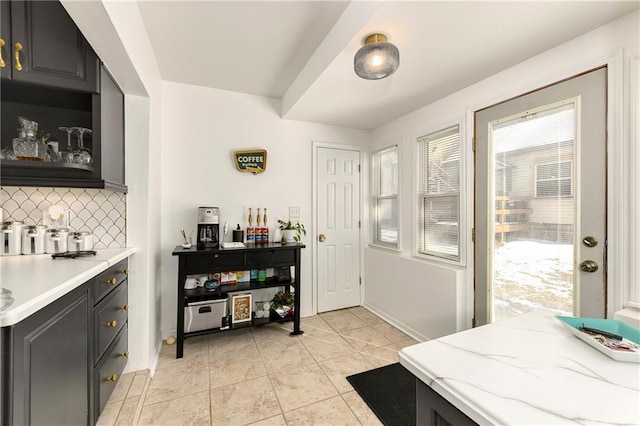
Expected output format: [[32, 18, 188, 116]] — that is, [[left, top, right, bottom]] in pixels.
[[490, 102, 576, 322]]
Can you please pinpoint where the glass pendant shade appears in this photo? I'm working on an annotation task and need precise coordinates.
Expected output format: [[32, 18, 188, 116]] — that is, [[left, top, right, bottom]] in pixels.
[[354, 33, 399, 80]]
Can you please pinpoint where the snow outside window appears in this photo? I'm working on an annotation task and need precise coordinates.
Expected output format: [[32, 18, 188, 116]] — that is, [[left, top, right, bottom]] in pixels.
[[372, 145, 399, 248], [418, 126, 460, 261]]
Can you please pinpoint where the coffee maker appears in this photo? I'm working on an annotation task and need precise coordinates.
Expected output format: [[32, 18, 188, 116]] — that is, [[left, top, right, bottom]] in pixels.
[[197, 207, 219, 249]]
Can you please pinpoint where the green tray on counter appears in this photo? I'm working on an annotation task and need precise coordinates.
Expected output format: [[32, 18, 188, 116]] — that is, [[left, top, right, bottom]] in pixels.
[[557, 316, 640, 363]]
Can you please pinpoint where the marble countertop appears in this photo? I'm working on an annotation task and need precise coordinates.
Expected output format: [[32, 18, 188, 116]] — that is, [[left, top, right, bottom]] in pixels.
[[399, 310, 640, 425], [0, 248, 136, 327]]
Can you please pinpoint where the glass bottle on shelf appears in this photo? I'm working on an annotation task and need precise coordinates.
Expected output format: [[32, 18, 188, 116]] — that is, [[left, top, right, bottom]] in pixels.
[[255, 208, 263, 244], [247, 208, 254, 245], [13, 117, 47, 162], [262, 208, 269, 244]]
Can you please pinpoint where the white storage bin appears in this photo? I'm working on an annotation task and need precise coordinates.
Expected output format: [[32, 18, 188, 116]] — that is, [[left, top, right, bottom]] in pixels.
[[184, 298, 227, 333]]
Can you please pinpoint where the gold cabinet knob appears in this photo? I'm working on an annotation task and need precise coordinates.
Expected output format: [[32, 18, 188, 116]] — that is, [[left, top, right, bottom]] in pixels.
[[106, 278, 117, 285], [14, 42, 22, 71], [121, 351, 130, 358], [106, 320, 118, 328], [121, 304, 129, 311], [0, 38, 5, 68], [120, 268, 129, 274], [106, 374, 118, 382]]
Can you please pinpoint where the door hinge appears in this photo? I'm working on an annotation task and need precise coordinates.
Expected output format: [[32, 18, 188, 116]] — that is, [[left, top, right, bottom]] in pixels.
[[472, 137, 476, 152], [472, 228, 476, 243], [358, 164, 361, 172], [359, 277, 362, 285], [472, 317, 477, 327], [358, 220, 361, 229]]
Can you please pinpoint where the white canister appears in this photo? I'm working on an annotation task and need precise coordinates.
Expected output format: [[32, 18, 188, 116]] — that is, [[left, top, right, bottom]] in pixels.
[[1, 221, 25, 256], [22, 225, 47, 255], [68, 231, 94, 252], [45, 228, 69, 254]]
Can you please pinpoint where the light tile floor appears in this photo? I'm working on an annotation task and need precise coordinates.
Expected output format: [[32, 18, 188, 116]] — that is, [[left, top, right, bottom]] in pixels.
[[97, 307, 418, 426]]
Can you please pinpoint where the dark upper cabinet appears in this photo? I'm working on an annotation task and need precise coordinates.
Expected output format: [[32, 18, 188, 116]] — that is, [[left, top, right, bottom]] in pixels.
[[0, 0, 127, 192], [0, 0, 99, 93], [97, 66, 125, 190]]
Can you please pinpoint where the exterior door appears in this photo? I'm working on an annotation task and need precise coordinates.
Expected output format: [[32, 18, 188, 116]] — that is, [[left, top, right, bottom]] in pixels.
[[316, 146, 361, 312], [475, 68, 607, 325]]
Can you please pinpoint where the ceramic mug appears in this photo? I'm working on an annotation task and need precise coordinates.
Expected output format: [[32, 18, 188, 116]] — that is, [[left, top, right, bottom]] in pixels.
[[197, 275, 208, 287], [184, 277, 198, 290]]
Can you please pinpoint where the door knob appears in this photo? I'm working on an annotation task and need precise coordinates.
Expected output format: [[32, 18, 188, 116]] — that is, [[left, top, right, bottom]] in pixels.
[[579, 260, 598, 273], [318, 234, 326, 243]]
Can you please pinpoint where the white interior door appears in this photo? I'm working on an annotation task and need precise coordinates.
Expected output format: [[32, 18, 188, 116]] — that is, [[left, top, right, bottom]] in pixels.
[[316, 146, 361, 313], [475, 68, 607, 325]]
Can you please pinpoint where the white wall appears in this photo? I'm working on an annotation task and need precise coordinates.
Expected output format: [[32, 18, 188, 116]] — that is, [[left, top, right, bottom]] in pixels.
[[62, 0, 164, 373], [159, 81, 371, 337], [367, 11, 639, 340]]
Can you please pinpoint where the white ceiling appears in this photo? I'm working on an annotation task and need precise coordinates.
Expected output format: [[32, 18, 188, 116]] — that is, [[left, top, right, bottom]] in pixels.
[[138, 1, 639, 130]]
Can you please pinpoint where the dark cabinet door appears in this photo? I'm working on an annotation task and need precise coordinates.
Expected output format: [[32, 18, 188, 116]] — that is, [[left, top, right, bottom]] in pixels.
[[98, 65, 125, 188], [8, 0, 98, 92], [0, 1, 10, 80], [9, 284, 89, 425]]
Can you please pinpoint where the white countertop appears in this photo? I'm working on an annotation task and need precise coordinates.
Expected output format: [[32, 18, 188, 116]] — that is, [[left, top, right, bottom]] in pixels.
[[0, 248, 136, 327], [400, 310, 640, 425]]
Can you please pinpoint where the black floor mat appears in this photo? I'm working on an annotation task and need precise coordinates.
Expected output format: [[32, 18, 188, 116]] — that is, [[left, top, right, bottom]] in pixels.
[[346, 363, 416, 426]]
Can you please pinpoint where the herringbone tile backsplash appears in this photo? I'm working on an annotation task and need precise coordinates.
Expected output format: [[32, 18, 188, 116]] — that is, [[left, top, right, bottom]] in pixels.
[[0, 187, 126, 249]]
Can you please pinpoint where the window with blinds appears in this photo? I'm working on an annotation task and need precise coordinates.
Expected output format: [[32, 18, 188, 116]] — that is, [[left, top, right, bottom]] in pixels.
[[372, 145, 399, 247], [417, 125, 460, 260]]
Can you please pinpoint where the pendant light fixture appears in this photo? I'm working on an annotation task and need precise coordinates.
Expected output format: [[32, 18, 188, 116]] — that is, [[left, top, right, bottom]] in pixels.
[[354, 33, 399, 80]]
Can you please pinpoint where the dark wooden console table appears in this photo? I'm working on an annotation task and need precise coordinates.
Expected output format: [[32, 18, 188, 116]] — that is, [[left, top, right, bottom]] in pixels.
[[171, 243, 305, 358]]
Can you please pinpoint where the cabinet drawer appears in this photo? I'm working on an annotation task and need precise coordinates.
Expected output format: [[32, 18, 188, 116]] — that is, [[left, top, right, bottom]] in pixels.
[[184, 252, 244, 273], [94, 259, 128, 304], [246, 249, 295, 267], [95, 282, 128, 362], [95, 326, 128, 418]]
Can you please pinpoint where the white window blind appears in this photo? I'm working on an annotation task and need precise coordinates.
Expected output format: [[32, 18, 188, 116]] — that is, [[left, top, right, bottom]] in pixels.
[[372, 145, 399, 247], [418, 125, 460, 260]]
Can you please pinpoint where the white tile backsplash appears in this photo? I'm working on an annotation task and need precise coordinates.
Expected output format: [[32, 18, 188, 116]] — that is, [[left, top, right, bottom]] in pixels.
[[0, 187, 126, 249]]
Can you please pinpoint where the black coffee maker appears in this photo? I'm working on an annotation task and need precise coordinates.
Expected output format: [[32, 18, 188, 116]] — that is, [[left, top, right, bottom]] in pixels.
[[197, 207, 219, 249]]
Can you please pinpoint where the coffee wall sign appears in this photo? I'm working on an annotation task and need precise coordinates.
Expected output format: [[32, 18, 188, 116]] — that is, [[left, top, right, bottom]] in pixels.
[[233, 149, 267, 174]]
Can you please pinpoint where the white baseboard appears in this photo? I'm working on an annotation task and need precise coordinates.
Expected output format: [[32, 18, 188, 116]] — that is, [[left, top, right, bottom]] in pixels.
[[363, 303, 430, 343]]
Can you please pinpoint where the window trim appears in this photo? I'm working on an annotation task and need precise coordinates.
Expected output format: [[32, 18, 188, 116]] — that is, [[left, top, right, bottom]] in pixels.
[[413, 120, 465, 266], [371, 144, 400, 250]]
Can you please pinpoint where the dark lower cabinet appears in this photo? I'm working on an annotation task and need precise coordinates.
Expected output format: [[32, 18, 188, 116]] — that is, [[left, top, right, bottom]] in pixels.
[[1, 283, 89, 425], [0, 258, 129, 426], [416, 379, 478, 426]]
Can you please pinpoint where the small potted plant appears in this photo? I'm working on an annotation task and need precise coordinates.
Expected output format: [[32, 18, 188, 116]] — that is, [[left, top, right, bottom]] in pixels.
[[277, 219, 306, 243], [270, 290, 295, 318]]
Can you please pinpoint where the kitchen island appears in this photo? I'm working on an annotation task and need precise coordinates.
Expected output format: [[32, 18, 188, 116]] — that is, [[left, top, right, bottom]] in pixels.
[[400, 310, 640, 425]]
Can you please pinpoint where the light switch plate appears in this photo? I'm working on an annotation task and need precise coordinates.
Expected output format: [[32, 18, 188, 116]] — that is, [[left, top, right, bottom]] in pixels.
[[289, 206, 300, 222]]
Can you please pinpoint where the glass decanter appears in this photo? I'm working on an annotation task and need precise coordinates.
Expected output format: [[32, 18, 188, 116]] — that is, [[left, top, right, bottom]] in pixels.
[[13, 117, 47, 162]]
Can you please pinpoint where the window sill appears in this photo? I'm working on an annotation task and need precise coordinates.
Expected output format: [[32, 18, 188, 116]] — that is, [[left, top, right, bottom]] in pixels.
[[368, 243, 401, 253]]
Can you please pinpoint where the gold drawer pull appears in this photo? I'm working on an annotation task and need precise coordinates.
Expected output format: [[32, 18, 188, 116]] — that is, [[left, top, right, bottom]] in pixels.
[[106, 374, 118, 382], [121, 304, 129, 311], [106, 278, 117, 285], [14, 42, 22, 71], [106, 320, 118, 328], [121, 351, 130, 358], [0, 38, 5, 68], [120, 268, 129, 274]]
